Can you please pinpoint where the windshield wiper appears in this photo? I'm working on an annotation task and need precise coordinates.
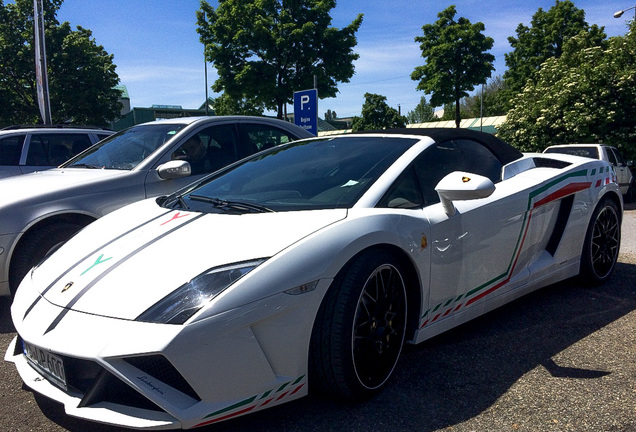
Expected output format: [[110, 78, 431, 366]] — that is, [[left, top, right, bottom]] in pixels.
[[189, 194, 273, 213]]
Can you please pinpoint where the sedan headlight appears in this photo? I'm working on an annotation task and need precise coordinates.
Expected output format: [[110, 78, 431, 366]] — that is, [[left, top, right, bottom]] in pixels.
[[136, 259, 266, 324]]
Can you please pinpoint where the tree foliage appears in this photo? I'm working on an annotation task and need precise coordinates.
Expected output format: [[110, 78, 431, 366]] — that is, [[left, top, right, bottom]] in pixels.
[[411, 5, 494, 128], [197, 0, 363, 119], [498, 24, 636, 160], [503, 0, 606, 96], [406, 96, 435, 124], [0, 0, 121, 127], [351, 93, 406, 132], [211, 92, 265, 116], [459, 76, 509, 118]]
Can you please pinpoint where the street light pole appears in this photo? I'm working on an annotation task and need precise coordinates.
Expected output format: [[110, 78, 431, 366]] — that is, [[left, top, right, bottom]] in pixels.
[[613, 5, 636, 20]]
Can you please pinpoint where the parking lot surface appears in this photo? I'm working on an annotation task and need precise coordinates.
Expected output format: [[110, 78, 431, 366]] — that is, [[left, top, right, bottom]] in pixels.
[[1, 204, 634, 432]]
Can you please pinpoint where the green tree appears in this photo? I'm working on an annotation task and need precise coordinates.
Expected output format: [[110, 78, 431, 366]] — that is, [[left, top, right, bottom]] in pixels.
[[0, 0, 121, 127], [406, 96, 435, 124], [497, 25, 636, 159], [211, 92, 265, 116], [411, 5, 494, 128], [351, 93, 406, 132], [459, 76, 509, 118], [324, 109, 337, 121], [504, 0, 606, 96], [197, 0, 363, 119]]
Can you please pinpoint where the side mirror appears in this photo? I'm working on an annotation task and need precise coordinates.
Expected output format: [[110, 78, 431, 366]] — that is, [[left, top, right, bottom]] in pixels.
[[435, 171, 495, 216], [157, 160, 192, 180], [627, 160, 634, 168]]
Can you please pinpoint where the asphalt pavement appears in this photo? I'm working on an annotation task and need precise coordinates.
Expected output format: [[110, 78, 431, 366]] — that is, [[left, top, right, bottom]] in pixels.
[[1, 204, 634, 432]]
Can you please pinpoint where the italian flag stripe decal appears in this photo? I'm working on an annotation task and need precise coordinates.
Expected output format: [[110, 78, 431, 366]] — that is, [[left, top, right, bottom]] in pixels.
[[421, 169, 596, 328]]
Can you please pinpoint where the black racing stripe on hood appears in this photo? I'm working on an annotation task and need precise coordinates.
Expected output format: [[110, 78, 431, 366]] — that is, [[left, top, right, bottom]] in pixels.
[[23, 210, 174, 321], [43, 213, 206, 335]]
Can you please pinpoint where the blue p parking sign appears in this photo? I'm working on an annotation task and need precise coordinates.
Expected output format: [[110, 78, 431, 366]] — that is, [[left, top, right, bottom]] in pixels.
[[294, 89, 318, 136]]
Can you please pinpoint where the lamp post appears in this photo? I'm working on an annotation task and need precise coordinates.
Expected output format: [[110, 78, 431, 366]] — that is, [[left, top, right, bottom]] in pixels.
[[613, 5, 636, 19]]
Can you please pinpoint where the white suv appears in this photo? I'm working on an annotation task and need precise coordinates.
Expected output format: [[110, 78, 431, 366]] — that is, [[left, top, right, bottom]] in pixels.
[[544, 144, 634, 201], [0, 125, 113, 178]]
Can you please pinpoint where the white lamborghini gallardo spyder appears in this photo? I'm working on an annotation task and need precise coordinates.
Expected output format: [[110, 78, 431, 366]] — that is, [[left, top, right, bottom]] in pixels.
[[6, 129, 622, 429]]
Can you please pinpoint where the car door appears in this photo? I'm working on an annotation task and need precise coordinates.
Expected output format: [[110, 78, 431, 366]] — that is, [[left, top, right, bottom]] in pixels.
[[606, 146, 631, 194], [419, 139, 532, 325]]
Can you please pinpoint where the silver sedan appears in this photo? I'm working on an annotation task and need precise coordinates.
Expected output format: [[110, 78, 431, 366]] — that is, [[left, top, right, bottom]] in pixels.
[[0, 116, 312, 296]]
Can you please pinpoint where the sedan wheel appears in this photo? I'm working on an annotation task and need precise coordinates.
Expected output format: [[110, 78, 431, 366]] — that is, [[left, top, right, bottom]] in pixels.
[[310, 250, 407, 400]]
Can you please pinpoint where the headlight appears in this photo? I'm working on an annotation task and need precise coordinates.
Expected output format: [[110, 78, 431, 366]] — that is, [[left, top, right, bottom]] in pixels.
[[136, 259, 266, 324]]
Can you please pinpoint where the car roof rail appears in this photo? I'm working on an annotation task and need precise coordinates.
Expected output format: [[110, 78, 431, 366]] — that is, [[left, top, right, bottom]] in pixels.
[[1, 124, 112, 131]]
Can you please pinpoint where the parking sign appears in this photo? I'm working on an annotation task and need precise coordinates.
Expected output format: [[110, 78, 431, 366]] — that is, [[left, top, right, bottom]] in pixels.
[[293, 89, 318, 136]]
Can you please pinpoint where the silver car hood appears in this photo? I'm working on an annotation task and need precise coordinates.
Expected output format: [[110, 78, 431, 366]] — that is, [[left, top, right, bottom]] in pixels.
[[29, 199, 347, 320], [0, 168, 129, 205]]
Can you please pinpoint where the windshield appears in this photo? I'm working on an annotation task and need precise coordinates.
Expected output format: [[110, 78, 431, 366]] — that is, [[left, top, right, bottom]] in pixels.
[[544, 146, 599, 159], [173, 136, 417, 212], [62, 124, 185, 170]]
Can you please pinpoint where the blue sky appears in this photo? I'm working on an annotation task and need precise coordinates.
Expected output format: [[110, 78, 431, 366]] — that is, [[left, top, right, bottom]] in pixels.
[[56, 0, 635, 118]]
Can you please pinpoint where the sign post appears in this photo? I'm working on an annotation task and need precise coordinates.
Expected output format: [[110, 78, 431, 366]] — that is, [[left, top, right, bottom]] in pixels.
[[293, 89, 318, 136]]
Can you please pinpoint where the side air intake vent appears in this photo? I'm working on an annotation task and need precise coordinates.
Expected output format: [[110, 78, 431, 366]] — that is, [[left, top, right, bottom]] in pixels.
[[125, 355, 201, 401]]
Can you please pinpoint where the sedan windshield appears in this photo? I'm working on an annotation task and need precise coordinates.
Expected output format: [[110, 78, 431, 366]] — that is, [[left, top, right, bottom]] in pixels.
[[176, 136, 417, 212], [62, 124, 185, 170]]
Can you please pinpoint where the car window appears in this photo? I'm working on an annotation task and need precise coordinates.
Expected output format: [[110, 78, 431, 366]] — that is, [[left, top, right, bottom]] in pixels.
[[609, 148, 626, 166], [26, 133, 92, 166], [95, 133, 111, 142], [182, 136, 417, 212], [65, 124, 184, 170], [172, 124, 238, 175], [241, 123, 296, 154], [0, 134, 25, 165], [544, 146, 599, 159], [606, 148, 618, 166], [412, 139, 503, 205], [377, 166, 424, 209]]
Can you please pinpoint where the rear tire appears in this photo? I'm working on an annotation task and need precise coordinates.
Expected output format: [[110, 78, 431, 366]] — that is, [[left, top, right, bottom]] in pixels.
[[9, 222, 85, 295], [310, 250, 407, 400], [579, 198, 620, 285]]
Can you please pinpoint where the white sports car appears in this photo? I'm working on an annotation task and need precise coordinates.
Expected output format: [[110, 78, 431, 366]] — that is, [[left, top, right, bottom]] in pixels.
[[6, 129, 622, 430]]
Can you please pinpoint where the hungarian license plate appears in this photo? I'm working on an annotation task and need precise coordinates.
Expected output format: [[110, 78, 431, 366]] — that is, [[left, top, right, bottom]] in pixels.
[[23, 340, 67, 390]]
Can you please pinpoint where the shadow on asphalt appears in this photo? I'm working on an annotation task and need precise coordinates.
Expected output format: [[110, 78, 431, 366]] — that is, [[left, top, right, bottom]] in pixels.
[[0, 296, 15, 334], [3, 261, 636, 432]]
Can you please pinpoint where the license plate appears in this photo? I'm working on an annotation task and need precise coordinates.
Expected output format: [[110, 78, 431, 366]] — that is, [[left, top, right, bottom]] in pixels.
[[23, 341, 67, 390]]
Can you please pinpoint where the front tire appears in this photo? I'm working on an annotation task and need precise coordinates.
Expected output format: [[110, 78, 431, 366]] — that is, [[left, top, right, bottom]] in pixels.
[[310, 250, 407, 400], [580, 197, 620, 285]]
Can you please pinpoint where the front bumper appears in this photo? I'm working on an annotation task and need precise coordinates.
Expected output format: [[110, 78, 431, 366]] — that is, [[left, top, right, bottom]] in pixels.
[[5, 336, 180, 430], [6, 278, 329, 429]]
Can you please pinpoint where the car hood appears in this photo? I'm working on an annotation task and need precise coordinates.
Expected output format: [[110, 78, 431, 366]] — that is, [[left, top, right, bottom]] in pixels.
[[0, 168, 130, 203], [29, 199, 347, 320]]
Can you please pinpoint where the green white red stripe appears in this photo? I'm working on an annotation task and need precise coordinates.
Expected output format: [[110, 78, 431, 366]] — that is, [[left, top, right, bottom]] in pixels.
[[419, 168, 605, 328]]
